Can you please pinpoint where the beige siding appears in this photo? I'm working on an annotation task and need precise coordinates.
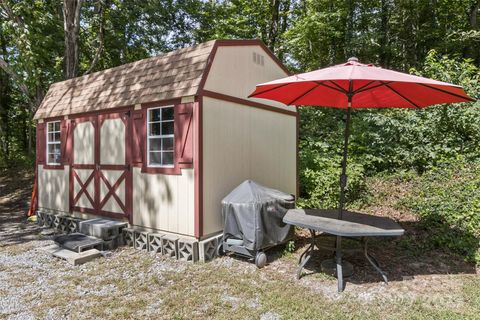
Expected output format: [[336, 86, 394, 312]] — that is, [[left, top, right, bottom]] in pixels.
[[203, 45, 296, 113], [202, 97, 297, 236], [100, 118, 125, 165], [132, 167, 195, 236], [38, 165, 70, 213], [74, 121, 95, 164]]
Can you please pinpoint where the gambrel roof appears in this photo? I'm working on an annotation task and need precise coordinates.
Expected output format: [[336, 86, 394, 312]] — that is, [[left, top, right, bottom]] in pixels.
[[34, 40, 216, 120]]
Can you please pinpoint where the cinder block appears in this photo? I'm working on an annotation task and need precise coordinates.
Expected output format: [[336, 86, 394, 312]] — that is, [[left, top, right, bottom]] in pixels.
[[52, 215, 62, 231], [58, 216, 69, 233], [148, 233, 164, 254], [64, 217, 80, 234], [102, 237, 120, 251], [79, 218, 128, 240], [122, 228, 134, 247], [134, 231, 149, 250], [178, 238, 198, 262], [161, 235, 179, 259], [36, 211, 45, 226], [44, 213, 54, 228], [199, 236, 219, 263]]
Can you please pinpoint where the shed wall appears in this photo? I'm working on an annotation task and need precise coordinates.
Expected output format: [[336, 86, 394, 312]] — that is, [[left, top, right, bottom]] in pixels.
[[132, 167, 195, 236], [38, 165, 70, 213], [202, 97, 297, 236], [203, 46, 296, 113]]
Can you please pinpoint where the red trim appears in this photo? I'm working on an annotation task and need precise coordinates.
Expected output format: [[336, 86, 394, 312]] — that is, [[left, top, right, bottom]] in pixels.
[[69, 111, 133, 223], [42, 116, 64, 123], [201, 90, 297, 117], [43, 164, 65, 170], [194, 99, 203, 238], [73, 170, 95, 207], [197, 44, 219, 94], [67, 105, 133, 119], [36, 123, 45, 165], [196, 39, 291, 98], [141, 98, 182, 110]]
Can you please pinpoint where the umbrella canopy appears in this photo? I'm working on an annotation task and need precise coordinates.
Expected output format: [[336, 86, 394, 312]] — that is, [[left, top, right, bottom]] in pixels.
[[249, 57, 474, 108], [249, 57, 475, 292]]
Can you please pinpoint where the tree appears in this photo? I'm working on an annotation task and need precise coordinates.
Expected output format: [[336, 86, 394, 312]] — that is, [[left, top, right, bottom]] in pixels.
[[63, 0, 83, 79]]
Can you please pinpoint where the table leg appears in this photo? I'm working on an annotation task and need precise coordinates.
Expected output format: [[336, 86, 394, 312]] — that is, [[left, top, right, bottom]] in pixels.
[[335, 235, 344, 292], [362, 238, 388, 284], [296, 230, 316, 279]]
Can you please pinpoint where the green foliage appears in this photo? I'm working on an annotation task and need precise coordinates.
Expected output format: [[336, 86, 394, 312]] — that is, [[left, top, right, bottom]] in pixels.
[[350, 51, 480, 174], [402, 158, 480, 264]]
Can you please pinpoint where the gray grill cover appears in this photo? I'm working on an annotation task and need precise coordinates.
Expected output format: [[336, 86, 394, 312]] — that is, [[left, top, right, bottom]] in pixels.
[[221, 180, 295, 251]]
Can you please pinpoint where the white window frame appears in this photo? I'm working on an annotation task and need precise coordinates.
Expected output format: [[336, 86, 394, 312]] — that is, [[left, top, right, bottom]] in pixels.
[[147, 106, 175, 168], [46, 120, 61, 165]]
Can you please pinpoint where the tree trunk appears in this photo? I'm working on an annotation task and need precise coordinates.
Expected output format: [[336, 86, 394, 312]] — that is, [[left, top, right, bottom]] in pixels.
[[268, 0, 281, 52], [379, 0, 390, 67], [344, 0, 355, 58], [63, 0, 83, 79], [0, 25, 11, 159]]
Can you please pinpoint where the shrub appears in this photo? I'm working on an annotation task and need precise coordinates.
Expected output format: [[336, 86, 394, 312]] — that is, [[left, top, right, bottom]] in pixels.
[[403, 158, 480, 264], [298, 138, 366, 209]]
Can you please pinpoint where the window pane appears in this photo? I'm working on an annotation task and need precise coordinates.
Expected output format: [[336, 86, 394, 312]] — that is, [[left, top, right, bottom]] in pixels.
[[48, 132, 60, 142], [149, 108, 161, 122], [162, 152, 174, 165], [48, 144, 61, 164], [149, 123, 161, 136], [54, 122, 60, 131], [149, 151, 161, 165], [162, 137, 174, 151], [47, 153, 56, 164], [48, 122, 54, 132], [162, 107, 174, 121], [149, 138, 161, 151], [161, 121, 174, 135]]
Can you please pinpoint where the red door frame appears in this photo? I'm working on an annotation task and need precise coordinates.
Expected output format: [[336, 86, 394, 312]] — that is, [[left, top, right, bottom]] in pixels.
[[69, 110, 133, 223]]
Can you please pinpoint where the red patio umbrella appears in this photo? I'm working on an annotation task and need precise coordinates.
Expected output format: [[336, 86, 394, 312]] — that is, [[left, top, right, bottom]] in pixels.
[[249, 57, 474, 290]]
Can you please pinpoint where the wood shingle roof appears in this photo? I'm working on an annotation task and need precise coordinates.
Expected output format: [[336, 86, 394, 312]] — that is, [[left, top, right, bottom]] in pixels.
[[34, 40, 216, 120]]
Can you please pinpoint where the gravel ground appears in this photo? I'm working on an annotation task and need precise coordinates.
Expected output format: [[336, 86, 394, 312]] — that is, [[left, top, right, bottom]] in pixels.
[[1, 171, 479, 319]]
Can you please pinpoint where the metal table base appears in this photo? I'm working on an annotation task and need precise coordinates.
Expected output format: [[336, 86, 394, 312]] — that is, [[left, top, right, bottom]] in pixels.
[[296, 230, 388, 287]]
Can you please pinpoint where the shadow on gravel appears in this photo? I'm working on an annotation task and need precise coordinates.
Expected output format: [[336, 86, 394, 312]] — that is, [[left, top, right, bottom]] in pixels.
[[266, 222, 477, 288], [0, 170, 43, 247]]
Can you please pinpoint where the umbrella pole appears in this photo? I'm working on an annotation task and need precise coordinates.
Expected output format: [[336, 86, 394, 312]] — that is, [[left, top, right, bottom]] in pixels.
[[335, 98, 352, 292]]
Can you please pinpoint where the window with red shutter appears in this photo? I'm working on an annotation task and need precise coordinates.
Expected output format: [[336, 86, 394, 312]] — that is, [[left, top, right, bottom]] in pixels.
[[137, 102, 194, 174]]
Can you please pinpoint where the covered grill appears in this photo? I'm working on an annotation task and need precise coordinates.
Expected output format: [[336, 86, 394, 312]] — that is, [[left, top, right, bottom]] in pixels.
[[218, 180, 295, 267]]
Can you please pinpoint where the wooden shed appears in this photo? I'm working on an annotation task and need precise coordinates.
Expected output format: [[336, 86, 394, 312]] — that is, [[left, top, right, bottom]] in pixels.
[[33, 39, 297, 257]]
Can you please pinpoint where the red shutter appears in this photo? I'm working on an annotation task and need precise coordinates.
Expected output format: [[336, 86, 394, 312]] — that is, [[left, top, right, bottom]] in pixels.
[[60, 119, 70, 164], [175, 103, 194, 166], [132, 109, 145, 165], [36, 123, 45, 165]]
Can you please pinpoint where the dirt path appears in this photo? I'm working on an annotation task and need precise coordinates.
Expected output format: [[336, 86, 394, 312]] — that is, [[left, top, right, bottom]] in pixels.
[[0, 171, 478, 319]]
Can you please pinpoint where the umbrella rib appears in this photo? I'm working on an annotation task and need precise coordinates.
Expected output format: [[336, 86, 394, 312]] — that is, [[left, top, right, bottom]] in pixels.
[[314, 81, 346, 94], [354, 81, 393, 95], [384, 83, 421, 108], [326, 80, 349, 94], [248, 83, 292, 98], [286, 83, 321, 106], [352, 80, 376, 93], [417, 83, 475, 102]]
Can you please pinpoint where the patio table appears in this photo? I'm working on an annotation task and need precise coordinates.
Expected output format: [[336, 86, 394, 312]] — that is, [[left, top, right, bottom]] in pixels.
[[283, 209, 404, 290]]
